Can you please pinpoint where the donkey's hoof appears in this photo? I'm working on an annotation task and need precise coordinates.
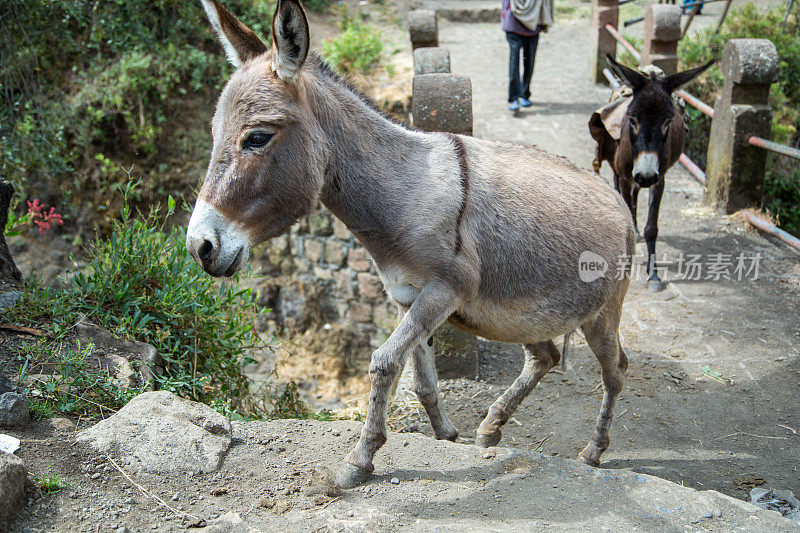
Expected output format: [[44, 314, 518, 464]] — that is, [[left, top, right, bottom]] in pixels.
[[648, 279, 665, 292], [578, 443, 604, 467], [335, 462, 373, 489], [475, 433, 501, 448]]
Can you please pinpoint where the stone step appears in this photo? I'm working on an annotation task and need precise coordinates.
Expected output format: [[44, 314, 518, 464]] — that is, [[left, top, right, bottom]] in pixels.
[[412, 0, 501, 22]]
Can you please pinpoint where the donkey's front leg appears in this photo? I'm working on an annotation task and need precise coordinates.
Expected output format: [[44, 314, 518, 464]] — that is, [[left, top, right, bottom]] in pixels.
[[631, 183, 642, 241], [336, 281, 459, 488], [644, 180, 665, 292]]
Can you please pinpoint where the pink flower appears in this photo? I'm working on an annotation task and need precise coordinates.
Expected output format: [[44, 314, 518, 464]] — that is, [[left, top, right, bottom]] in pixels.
[[27, 199, 65, 234]]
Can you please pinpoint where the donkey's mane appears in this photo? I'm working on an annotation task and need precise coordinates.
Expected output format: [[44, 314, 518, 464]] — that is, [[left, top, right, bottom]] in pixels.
[[309, 52, 411, 130]]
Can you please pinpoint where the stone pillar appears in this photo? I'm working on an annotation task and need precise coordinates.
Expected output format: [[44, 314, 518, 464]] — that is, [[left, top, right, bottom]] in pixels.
[[411, 74, 473, 136], [408, 10, 438, 51], [590, 0, 618, 84], [413, 47, 451, 75], [705, 39, 779, 213], [408, 72, 478, 381], [640, 5, 682, 75]]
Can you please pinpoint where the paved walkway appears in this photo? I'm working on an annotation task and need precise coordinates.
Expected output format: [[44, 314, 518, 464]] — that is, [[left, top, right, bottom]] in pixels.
[[428, 14, 800, 501]]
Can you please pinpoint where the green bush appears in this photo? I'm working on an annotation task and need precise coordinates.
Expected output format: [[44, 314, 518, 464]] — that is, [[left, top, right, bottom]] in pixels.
[[679, 2, 800, 144], [764, 161, 800, 237], [0, 0, 275, 228], [322, 12, 384, 75], [3, 179, 259, 414]]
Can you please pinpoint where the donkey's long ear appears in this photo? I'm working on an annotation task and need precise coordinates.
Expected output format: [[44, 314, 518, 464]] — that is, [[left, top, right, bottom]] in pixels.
[[664, 59, 715, 93], [272, 0, 310, 80], [605, 54, 646, 92], [201, 0, 268, 67]]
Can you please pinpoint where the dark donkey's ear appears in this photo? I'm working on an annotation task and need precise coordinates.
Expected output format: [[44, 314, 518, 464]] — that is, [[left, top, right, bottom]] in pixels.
[[201, 0, 268, 67], [663, 59, 716, 93], [605, 54, 647, 92], [272, 0, 310, 80]]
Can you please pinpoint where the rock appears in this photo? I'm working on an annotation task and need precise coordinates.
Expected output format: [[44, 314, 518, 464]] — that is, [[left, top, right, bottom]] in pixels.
[[390, 477, 400, 485], [76, 391, 232, 474], [197, 512, 262, 533], [75, 321, 162, 388], [0, 392, 29, 427], [0, 375, 17, 395], [0, 451, 27, 526], [0, 290, 21, 311], [46, 417, 77, 432]]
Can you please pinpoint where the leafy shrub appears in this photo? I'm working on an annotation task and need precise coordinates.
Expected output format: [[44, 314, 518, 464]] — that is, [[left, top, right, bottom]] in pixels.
[[322, 12, 384, 75], [764, 162, 800, 237], [0, 0, 275, 229], [679, 2, 800, 144], [3, 179, 260, 414]]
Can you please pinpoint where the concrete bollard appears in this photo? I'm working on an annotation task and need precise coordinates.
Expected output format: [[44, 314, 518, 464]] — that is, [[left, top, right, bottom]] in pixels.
[[640, 5, 682, 75], [433, 323, 479, 380], [590, 0, 618, 84], [405, 72, 477, 382], [413, 47, 451, 75], [408, 10, 438, 50], [412, 74, 473, 136], [705, 39, 779, 213]]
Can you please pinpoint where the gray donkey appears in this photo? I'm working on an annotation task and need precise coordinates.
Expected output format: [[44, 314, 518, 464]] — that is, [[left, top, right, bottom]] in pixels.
[[186, 0, 635, 488]]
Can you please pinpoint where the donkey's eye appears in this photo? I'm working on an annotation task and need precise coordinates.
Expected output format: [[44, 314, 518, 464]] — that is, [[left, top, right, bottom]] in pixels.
[[242, 131, 274, 150], [661, 119, 672, 135], [629, 117, 639, 136]]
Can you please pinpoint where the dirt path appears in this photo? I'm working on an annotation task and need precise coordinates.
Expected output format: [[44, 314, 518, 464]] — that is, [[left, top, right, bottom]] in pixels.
[[389, 14, 800, 502]]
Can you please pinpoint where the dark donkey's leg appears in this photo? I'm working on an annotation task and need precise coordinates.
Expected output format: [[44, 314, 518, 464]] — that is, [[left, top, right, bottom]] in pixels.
[[644, 180, 665, 292], [476, 340, 559, 447], [337, 280, 459, 488], [631, 184, 642, 241], [617, 175, 636, 226]]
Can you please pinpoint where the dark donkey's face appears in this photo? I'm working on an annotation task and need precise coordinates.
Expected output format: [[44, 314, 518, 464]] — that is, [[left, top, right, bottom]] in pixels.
[[186, 0, 325, 277], [606, 56, 714, 187]]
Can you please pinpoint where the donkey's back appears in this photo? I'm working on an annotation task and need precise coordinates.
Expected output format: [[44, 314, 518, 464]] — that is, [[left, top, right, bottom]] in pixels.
[[432, 136, 634, 344]]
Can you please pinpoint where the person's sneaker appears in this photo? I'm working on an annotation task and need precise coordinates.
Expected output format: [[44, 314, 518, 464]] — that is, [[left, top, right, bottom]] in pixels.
[[508, 99, 521, 111], [519, 97, 533, 107]]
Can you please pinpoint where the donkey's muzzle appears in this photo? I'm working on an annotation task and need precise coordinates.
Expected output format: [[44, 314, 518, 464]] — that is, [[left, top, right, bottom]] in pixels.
[[632, 151, 660, 188], [186, 200, 250, 277]]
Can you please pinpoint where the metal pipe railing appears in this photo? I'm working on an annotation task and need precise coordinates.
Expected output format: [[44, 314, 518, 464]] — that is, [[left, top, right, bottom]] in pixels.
[[675, 90, 714, 118], [678, 154, 706, 185], [604, 23, 641, 60], [743, 212, 800, 251], [748, 136, 800, 160], [602, 68, 624, 91]]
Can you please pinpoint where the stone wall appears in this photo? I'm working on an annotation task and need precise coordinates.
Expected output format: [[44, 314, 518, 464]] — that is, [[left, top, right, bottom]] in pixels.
[[252, 206, 398, 369]]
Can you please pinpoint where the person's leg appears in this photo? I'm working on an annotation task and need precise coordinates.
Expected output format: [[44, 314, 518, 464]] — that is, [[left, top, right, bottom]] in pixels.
[[506, 32, 523, 103], [521, 34, 540, 101]]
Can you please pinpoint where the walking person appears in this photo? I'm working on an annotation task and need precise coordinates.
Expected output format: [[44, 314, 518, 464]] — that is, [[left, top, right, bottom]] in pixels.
[[502, 0, 553, 111]]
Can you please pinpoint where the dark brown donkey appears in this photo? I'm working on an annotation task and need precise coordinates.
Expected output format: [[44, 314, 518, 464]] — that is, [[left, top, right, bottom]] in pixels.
[[188, 0, 636, 488], [593, 55, 713, 292]]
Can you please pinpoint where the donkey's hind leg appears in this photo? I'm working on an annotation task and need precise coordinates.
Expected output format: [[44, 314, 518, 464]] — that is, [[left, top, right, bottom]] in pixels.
[[412, 339, 458, 441], [475, 341, 559, 447], [578, 309, 628, 467]]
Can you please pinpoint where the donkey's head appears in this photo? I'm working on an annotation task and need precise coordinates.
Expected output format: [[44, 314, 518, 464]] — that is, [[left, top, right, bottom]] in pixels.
[[606, 55, 713, 187], [187, 0, 326, 277]]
